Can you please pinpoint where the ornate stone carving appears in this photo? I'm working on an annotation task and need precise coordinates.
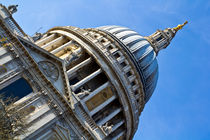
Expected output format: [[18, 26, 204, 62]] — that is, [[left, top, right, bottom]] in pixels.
[[102, 122, 113, 134], [38, 61, 59, 82]]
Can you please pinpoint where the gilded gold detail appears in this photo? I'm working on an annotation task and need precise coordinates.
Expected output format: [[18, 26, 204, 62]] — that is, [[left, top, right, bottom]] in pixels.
[[173, 21, 188, 32]]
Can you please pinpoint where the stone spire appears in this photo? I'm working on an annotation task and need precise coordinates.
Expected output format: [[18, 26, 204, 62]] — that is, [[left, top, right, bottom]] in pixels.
[[145, 21, 188, 55]]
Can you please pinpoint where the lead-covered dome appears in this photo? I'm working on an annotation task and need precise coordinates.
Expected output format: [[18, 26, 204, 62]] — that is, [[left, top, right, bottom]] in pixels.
[[98, 26, 158, 102]]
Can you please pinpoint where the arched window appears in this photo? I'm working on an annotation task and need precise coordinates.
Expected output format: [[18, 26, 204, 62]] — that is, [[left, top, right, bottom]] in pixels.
[[156, 35, 163, 42], [0, 78, 33, 99]]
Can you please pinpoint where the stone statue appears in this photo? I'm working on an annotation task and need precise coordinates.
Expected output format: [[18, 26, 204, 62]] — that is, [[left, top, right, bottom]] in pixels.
[[102, 123, 113, 134], [65, 52, 79, 65], [77, 88, 91, 99], [32, 32, 43, 42], [8, 5, 18, 14]]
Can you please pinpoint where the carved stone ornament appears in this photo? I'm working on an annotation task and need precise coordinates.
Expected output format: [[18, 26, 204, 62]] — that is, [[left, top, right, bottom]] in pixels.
[[38, 61, 59, 82]]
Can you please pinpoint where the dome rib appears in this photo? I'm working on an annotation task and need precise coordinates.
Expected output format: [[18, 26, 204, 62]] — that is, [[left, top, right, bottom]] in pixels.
[[98, 26, 159, 102]]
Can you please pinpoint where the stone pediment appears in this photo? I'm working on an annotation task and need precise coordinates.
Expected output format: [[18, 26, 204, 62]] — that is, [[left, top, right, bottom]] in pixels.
[[17, 37, 70, 97]]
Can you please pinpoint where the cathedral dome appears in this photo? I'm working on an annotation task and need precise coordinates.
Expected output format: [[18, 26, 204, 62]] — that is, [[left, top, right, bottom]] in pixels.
[[98, 26, 158, 102]]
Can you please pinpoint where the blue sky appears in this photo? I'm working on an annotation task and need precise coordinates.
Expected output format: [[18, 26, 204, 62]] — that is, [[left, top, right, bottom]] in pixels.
[[1, 0, 210, 140]]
